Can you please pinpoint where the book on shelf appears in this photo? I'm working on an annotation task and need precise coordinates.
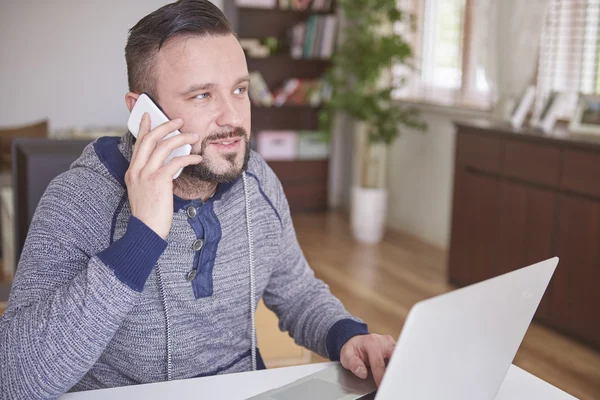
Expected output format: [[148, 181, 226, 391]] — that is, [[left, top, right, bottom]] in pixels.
[[276, 0, 332, 11], [239, 38, 270, 58], [272, 78, 330, 107], [303, 15, 317, 57], [282, 79, 321, 106], [290, 23, 307, 59], [272, 79, 301, 107], [235, 0, 276, 8], [256, 130, 329, 161], [297, 131, 329, 160], [291, 0, 312, 10], [289, 15, 337, 59], [249, 71, 274, 107], [256, 131, 298, 161], [250, 72, 332, 108], [320, 15, 337, 58], [311, 0, 328, 11]]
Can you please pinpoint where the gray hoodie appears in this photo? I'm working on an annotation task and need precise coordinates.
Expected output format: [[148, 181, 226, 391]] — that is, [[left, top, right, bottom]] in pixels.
[[0, 133, 368, 399]]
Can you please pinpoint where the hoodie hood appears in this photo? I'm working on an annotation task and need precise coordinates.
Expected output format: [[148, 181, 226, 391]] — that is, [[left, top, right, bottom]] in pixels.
[[70, 132, 135, 188]]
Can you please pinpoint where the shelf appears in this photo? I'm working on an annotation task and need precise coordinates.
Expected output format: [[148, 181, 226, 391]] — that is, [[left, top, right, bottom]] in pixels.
[[268, 159, 328, 182], [279, 180, 328, 212], [247, 54, 331, 63], [251, 105, 321, 131], [252, 104, 322, 110], [237, 7, 334, 38], [247, 56, 330, 88], [268, 159, 329, 213], [238, 7, 335, 15]]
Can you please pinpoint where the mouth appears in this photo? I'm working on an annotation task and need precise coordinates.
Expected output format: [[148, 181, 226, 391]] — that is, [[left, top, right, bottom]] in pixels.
[[209, 136, 242, 151]]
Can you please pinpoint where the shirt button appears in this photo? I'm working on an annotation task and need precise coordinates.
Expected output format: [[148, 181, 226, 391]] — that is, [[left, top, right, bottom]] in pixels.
[[186, 269, 197, 281], [186, 206, 197, 219], [192, 239, 204, 252]]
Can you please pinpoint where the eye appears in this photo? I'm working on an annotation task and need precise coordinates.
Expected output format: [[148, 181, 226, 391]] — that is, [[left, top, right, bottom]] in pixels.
[[234, 86, 247, 95], [195, 92, 210, 99]]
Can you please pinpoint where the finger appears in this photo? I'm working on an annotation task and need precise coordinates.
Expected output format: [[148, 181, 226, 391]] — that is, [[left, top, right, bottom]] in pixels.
[[138, 111, 152, 139], [341, 354, 368, 380], [144, 133, 200, 173], [366, 342, 386, 387], [159, 154, 203, 178], [130, 112, 151, 166], [131, 118, 184, 171], [383, 336, 396, 361]]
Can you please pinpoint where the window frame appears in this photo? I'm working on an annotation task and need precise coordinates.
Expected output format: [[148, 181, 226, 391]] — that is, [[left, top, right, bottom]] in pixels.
[[394, 0, 493, 111], [534, 0, 600, 120]]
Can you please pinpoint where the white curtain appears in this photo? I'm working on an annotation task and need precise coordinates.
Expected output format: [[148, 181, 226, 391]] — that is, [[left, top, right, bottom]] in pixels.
[[474, 0, 552, 119]]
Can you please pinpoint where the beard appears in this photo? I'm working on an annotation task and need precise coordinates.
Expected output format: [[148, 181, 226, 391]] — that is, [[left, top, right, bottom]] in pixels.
[[181, 127, 250, 183]]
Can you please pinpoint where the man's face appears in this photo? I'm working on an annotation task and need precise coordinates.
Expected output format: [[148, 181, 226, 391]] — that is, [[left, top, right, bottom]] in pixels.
[[154, 34, 251, 182]]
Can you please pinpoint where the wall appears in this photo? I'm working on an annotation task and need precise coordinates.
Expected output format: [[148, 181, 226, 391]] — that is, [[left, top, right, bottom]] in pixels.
[[0, 0, 223, 133], [0, 0, 486, 251], [386, 105, 489, 250], [328, 113, 355, 210]]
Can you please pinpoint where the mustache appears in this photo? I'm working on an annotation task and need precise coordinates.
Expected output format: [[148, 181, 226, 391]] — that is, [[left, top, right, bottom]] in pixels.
[[199, 127, 248, 154], [205, 127, 246, 142]]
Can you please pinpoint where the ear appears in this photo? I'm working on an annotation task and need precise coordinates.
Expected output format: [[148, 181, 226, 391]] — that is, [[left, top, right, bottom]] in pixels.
[[125, 92, 140, 112]]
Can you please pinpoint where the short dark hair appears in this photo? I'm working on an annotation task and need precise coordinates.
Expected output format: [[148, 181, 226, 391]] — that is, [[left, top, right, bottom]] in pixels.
[[125, 0, 233, 99]]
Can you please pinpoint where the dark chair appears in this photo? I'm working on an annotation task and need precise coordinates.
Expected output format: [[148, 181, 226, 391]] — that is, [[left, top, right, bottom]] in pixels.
[[0, 281, 10, 303], [11, 138, 93, 270], [0, 120, 49, 173], [0, 121, 49, 262]]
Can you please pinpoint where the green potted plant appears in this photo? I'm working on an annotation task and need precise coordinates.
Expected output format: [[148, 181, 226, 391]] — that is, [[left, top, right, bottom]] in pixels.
[[320, 0, 426, 244]]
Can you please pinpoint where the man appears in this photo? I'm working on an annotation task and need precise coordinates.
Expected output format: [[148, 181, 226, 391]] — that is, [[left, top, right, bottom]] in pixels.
[[0, 1, 395, 398]]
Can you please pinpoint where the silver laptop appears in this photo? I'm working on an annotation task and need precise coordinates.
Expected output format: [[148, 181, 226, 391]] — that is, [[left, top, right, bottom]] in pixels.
[[248, 257, 558, 400]]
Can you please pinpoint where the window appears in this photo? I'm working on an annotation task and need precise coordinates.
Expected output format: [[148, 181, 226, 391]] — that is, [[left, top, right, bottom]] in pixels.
[[393, 0, 492, 109], [535, 0, 600, 118]]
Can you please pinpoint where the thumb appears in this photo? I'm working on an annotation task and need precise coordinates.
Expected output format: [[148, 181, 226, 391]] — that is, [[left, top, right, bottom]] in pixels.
[[342, 354, 368, 379]]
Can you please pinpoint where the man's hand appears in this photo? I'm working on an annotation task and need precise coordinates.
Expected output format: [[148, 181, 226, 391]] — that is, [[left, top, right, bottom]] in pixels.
[[126, 113, 202, 239], [340, 333, 396, 387]]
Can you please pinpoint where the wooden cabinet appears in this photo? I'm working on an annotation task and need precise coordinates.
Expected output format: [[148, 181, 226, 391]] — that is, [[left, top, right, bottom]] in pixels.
[[561, 148, 600, 198], [497, 182, 557, 321], [553, 195, 600, 349], [449, 169, 505, 286], [502, 140, 561, 187], [268, 160, 329, 212], [449, 120, 600, 350], [449, 174, 556, 321]]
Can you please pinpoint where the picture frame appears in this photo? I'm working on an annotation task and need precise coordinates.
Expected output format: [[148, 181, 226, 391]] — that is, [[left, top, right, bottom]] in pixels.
[[569, 94, 600, 136], [509, 85, 536, 129], [531, 91, 563, 133]]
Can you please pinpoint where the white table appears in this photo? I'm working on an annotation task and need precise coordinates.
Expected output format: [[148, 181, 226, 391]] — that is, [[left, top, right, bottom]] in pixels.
[[61, 362, 577, 400]]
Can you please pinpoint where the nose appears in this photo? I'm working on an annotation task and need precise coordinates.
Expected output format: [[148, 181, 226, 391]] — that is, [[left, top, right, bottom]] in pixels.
[[215, 96, 243, 128]]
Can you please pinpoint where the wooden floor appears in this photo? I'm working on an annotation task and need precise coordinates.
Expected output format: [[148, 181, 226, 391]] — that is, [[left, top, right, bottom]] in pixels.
[[1, 213, 599, 398], [295, 212, 600, 400]]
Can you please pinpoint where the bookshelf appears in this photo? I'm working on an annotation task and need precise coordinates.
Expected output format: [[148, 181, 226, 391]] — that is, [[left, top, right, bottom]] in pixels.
[[225, 0, 337, 213], [237, 7, 335, 38], [251, 105, 320, 131]]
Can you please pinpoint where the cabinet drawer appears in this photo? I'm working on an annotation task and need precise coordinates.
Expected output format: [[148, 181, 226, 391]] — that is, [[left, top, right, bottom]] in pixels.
[[281, 181, 328, 212], [503, 140, 560, 187], [455, 131, 502, 173], [268, 160, 328, 184], [561, 149, 600, 198]]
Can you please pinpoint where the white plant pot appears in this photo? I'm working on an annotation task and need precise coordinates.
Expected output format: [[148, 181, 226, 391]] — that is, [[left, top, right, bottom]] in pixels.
[[350, 186, 388, 244]]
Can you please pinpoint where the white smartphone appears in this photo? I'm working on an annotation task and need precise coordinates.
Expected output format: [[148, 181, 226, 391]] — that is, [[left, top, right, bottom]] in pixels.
[[127, 93, 192, 179]]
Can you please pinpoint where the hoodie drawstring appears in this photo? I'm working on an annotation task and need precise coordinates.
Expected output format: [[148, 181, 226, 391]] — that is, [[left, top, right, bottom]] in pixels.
[[242, 172, 257, 371]]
